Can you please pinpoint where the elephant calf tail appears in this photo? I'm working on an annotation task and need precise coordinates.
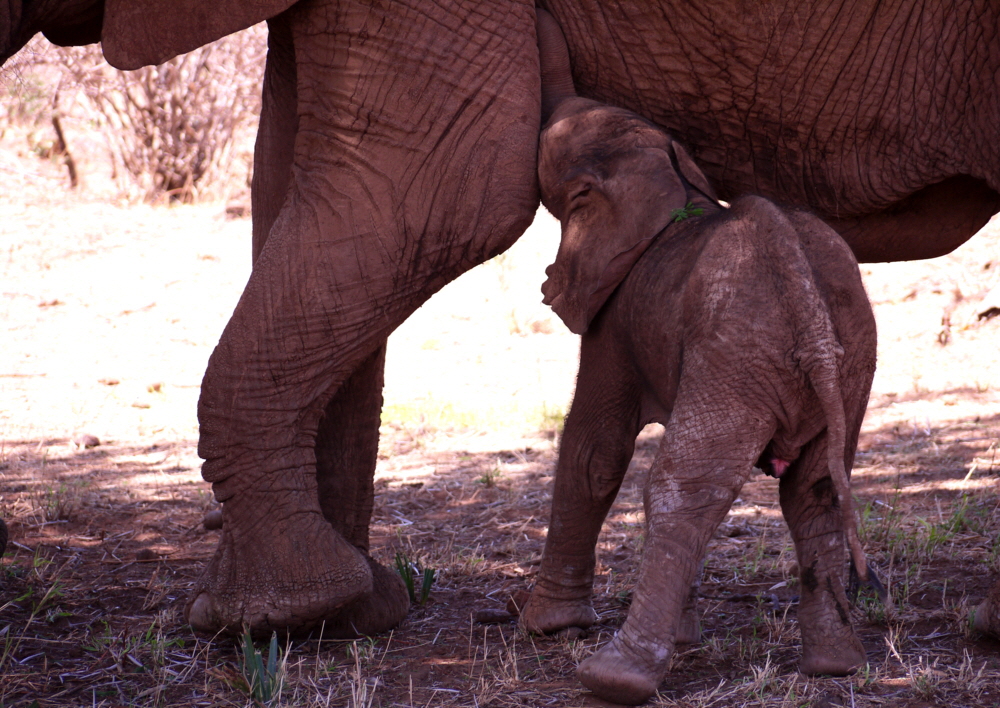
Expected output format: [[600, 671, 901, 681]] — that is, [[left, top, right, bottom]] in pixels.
[[803, 350, 870, 586], [803, 351, 889, 605], [770, 209, 876, 597]]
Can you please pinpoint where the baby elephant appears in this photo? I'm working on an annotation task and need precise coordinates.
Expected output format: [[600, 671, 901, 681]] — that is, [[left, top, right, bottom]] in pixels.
[[521, 12, 879, 705]]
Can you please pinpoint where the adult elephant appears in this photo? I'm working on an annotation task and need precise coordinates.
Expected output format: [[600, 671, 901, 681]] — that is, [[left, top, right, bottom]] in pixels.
[[3, 0, 999, 638]]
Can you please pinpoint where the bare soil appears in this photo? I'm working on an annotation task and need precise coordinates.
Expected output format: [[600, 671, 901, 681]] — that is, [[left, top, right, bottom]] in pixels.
[[2, 133, 1000, 707]]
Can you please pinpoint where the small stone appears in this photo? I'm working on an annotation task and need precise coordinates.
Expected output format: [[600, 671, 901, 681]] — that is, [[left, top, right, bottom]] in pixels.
[[147, 382, 163, 393], [474, 608, 513, 624], [136, 548, 159, 561], [719, 522, 750, 537], [73, 433, 100, 449], [506, 589, 531, 616], [131, 401, 151, 409], [812, 692, 844, 708], [557, 626, 586, 640], [225, 203, 249, 219], [98, 378, 119, 386], [203, 509, 224, 530]]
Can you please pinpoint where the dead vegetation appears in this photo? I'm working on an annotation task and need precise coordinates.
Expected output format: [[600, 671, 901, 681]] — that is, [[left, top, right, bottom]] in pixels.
[[1, 26, 265, 203]]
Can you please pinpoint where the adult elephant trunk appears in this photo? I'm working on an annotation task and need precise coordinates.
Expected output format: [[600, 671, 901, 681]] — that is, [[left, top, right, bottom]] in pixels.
[[537, 8, 576, 124]]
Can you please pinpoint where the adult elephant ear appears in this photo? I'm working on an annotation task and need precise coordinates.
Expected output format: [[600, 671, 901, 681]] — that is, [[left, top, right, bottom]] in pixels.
[[102, 0, 296, 70], [542, 147, 689, 335]]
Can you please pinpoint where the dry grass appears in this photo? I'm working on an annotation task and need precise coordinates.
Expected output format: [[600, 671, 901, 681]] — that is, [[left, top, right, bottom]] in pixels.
[[2, 97, 1000, 706]]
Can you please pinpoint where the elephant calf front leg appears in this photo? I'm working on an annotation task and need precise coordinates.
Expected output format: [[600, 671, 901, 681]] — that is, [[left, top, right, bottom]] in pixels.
[[578, 390, 774, 705], [521, 350, 642, 634]]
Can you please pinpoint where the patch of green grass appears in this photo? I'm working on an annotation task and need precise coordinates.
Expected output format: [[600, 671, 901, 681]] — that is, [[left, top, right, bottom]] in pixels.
[[393, 552, 435, 606], [0, 576, 65, 673], [670, 201, 706, 222], [478, 460, 504, 488], [236, 629, 286, 707]]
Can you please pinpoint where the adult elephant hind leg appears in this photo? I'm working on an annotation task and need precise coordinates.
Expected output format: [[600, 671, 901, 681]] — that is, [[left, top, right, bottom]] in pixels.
[[187, 0, 540, 636], [578, 391, 773, 705], [241, 9, 406, 639], [520, 338, 643, 635], [779, 435, 866, 676], [315, 342, 409, 638]]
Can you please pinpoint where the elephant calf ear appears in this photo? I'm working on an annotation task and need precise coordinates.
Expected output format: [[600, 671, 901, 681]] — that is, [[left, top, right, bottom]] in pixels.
[[671, 140, 719, 202], [102, 0, 296, 69]]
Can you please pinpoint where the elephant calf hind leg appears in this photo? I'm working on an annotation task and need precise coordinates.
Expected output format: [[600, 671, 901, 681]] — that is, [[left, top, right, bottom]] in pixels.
[[780, 438, 866, 675]]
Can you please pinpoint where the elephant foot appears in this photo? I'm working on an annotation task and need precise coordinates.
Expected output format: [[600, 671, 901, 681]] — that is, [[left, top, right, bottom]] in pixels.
[[577, 636, 664, 705], [185, 501, 372, 636], [519, 588, 597, 634], [798, 639, 866, 676], [972, 578, 1000, 638], [321, 556, 410, 638]]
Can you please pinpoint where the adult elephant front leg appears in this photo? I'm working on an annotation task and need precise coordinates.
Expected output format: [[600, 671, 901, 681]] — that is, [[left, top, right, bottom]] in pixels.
[[314, 343, 415, 638], [186, 0, 540, 636]]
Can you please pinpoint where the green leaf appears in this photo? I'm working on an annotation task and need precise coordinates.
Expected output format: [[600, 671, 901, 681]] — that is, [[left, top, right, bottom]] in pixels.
[[670, 201, 706, 222]]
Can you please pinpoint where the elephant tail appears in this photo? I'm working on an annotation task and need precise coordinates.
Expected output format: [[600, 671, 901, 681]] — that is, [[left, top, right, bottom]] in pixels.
[[800, 344, 870, 586], [775, 216, 874, 592]]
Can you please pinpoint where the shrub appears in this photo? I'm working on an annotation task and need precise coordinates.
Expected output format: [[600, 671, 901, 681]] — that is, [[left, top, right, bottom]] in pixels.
[[1, 25, 266, 203]]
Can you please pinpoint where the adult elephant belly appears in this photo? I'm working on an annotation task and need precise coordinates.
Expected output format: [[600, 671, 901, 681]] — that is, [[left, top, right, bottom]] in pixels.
[[187, 0, 540, 635], [543, 0, 1000, 263]]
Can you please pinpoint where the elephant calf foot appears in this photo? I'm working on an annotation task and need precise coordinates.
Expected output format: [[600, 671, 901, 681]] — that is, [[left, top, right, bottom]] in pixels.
[[322, 556, 410, 638], [186, 501, 373, 636], [798, 638, 866, 676], [519, 589, 597, 634], [577, 636, 666, 705]]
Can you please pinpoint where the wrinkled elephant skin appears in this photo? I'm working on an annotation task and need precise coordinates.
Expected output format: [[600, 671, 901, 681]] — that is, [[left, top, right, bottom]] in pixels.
[[3, 0, 1000, 639]]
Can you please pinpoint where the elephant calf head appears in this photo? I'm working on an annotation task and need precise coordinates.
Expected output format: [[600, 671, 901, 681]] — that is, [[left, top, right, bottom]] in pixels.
[[536, 89, 718, 334]]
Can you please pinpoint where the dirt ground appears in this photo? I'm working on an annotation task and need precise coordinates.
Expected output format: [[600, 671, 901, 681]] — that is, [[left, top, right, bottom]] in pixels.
[[2, 128, 1000, 707]]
